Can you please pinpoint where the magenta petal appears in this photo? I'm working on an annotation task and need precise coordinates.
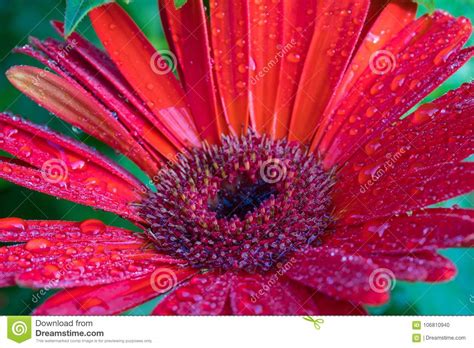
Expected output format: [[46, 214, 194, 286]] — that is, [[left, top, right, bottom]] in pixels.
[[33, 268, 194, 315], [336, 162, 474, 224], [0, 218, 141, 243], [229, 273, 319, 315], [152, 273, 231, 315], [316, 12, 472, 167], [0, 158, 142, 221], [368, 252, 457, 282], [312, 292, 367, 315], [336, 82, 474, 204], [327, 209, 474, 252], [159, 0, 225, 143], [1, 236, 182, 288], [286, 247, 389, 305]]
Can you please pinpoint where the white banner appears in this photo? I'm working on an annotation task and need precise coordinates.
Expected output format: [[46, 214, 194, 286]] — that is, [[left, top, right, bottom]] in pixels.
[[1, 316, 473, 347]]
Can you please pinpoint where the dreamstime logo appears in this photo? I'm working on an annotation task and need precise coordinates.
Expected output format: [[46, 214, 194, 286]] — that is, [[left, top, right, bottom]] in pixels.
[[150, 50, 177, 75], [11, 321, 28, 336], [369, 268, 396, 293], [259, 158, 287, 184], [150, 268, 178, 293], [369, 50, 396, 75], [7, 317, 32, 343], [41, 158, 68, 183]]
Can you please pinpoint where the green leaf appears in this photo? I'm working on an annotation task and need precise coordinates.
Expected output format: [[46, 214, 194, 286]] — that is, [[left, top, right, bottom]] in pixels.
[[64, 0, 114, 37], [174, 0, 188, 9], [414, 0, 436, 13]]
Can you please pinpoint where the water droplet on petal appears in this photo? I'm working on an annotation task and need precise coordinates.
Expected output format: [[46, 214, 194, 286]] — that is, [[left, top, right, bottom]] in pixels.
[[390, 74, 406, 91], [286, 53, 301, 63], [43, 264, 60, 277], [412, 104, 438, 125], [79, 297, 110, 312], [25, 238, 51, 253], [0, 217, 26, 231]]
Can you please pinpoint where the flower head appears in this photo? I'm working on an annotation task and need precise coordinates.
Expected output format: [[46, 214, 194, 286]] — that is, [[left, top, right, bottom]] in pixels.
[[0, 0, 473, 315]]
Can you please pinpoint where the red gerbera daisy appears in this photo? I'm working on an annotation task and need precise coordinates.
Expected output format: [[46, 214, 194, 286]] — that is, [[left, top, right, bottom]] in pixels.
[[0, 0, 473, 315]]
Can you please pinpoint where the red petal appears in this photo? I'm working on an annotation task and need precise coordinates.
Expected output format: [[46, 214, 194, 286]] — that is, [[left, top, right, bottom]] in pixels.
[[0, 111, 142, 192], [286, 247, 388, 305], [0, 158, 141, 221], [229, 274, 319, 315], [369, 252, 457, 282], [360, 1, 417, 44], [49, 21, 186, 152], [1, 237, 182, 288], [289, 0, 370, 143], [0, 277, 14, 287], [159, 0, 226, 143], [248, 0, 283, 135], [6, 66, 159, 176], [33, 267, 194, 315], [27, 38, 182, 160], [152, 273, 231, 315], [327, 209, 474, 252], [209, 0, 249, 135], [273, 0, 317, 139], [336, 162, 474, 223], [329, 0, 417, 116], [0, 115, 143, 220], [89, 3, 200, 147], [337, 82, 474, 194], [0, 218, 140, 243], [317, 13, 472, 167], [312, 292, 367, 315]]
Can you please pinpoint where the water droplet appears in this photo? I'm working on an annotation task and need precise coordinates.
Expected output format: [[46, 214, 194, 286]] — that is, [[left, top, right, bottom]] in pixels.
[[358, 162, 382, 185], [362, 221, 389, 239], [236, 80, 246, 89], [66, 248, 77, 255], [236, 38, 245, 47], [25, 238, 51, 253], [409, 79, 421, 90], [43, 264, 60, 277], [286, 53, 301, 63], [412, 104, 438, 125], [79, 297, 110, 312], [237, 64, 247, 73], [79, 220, 106, 236], [370, 82, 384, 95], [364, 138, 382, 155], [0, 217, 26, 231], [2, 164, 12, 174], [390, 74, 406, 91], [365, 106, 377, 118], [70, 160, 85, 171], [433, 46, 454, 65]]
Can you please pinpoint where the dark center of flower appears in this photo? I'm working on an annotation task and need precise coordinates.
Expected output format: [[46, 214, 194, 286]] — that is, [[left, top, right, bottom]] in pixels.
[[141, 133, 333, 272], [209, 177, 278, 220]]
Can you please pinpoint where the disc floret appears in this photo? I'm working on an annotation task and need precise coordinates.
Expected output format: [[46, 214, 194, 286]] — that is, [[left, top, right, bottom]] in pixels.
[[142, 133, 333, 272]]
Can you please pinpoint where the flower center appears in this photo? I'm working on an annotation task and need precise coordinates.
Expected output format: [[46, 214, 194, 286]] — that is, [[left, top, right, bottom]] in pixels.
[[209, 176, 278, 220], [141, 133, 333, 272]]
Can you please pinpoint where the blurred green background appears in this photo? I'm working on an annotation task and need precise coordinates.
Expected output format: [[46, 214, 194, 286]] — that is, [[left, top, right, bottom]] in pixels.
[[0, 0, 473, 315]]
